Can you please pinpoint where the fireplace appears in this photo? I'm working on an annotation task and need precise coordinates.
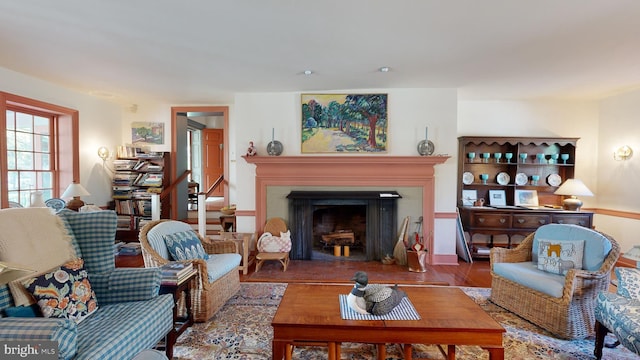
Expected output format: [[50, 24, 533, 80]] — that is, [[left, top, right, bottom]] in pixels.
[[242, 155, 449, 264], [287, 191, 401, 260]]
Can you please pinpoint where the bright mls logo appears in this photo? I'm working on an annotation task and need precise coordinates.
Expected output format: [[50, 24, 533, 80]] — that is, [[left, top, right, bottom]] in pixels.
[[1, 341, 57, 359]]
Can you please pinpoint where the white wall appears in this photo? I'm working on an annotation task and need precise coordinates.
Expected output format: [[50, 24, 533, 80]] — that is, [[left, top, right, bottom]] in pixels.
[[232, 89, 460, 257], [594, 90, 640, 252], [0, 67, 123, 207]]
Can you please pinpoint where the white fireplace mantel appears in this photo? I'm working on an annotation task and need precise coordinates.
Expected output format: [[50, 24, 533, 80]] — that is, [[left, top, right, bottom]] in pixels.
[[243, 155, 449, 264]]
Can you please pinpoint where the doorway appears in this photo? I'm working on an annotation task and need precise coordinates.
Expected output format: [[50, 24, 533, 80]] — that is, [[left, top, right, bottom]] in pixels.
[[171, 106, 229, 220]]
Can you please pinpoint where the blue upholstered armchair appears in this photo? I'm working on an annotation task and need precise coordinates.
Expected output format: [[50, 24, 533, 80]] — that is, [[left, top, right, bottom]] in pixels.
[[594, 267, 640, 359], [0, 208, 174, 360]]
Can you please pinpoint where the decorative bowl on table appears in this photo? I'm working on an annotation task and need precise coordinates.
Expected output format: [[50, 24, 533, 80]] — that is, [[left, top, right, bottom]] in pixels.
[[220, 205, 236, 215]]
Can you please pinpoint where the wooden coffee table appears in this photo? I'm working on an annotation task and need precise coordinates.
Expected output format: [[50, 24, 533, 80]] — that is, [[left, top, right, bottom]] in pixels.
[[271, 284, 505, 360]]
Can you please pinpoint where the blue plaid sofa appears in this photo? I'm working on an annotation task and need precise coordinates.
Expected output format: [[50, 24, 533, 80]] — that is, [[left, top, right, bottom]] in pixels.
[[0, 209, 174, 360], [594, 267, 640, 359]]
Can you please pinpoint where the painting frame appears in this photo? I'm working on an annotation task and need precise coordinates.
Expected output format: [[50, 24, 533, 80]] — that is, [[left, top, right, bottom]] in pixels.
[[131, 122, 164, 145], [301, 93, 388, 153], [461, 190, 477, 206], [489, 190, 506, 206], [514, 189, 539, 207]]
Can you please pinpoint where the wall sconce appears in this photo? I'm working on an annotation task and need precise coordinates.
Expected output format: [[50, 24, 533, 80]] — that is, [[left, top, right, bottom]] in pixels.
[[97, 146, 110, 163], [614, 145, 633, 161]]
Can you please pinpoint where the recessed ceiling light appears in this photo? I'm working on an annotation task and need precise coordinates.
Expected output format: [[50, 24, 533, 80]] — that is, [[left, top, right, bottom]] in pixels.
[[303, 70, 313, 75], [379, 67, 390, 73]]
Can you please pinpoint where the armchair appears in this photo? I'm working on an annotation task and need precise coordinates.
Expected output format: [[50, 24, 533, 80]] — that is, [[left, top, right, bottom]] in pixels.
[[139, 219, 241, 322], [0, 208, 174, 360], [490, 223, 620, 339], [594, 267, 640, 359]]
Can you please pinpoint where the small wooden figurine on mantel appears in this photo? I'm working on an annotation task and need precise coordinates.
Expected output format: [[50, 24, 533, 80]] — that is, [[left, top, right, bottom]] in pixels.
[[246, 141, 257, 156]]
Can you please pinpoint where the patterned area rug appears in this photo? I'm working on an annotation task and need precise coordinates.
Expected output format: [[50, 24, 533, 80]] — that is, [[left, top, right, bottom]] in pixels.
[[173, 283, 637, 359]]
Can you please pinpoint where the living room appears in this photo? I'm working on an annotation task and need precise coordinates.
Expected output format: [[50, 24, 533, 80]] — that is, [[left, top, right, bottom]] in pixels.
[[1, 2, 640, 359]]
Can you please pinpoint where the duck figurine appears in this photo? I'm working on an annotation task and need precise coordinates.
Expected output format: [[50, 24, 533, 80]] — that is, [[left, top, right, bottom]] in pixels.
[[347, 271, 406, 315]]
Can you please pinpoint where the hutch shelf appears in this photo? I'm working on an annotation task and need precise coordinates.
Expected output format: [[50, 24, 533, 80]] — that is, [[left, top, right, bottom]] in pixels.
[[457, 136, 593, 258]]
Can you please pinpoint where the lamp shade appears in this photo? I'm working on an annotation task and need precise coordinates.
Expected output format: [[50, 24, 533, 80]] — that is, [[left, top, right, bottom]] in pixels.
[[554, 178, 593, 211], [62, 183, 90, 198], [553, 179, 594, 197], [62, 182, 90, 211]]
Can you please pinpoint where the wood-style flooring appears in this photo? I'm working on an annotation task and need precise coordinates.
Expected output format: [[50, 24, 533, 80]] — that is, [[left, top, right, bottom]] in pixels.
[[240, 258, 492, 288]]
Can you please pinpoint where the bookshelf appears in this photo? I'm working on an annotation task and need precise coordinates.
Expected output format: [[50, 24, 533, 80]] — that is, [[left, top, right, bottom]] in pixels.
[[113, 152, 171, 241]]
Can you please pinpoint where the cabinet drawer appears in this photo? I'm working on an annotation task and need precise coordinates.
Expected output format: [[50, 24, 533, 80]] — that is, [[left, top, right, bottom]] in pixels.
[[512, 214, 550, 229], [470, 213, 511, 228], [552, 214, 591, 227]]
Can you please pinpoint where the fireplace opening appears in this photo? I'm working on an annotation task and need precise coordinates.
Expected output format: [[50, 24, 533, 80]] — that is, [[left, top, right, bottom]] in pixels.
[[312, 204, 366, 260], [287, 191, 401, 261]]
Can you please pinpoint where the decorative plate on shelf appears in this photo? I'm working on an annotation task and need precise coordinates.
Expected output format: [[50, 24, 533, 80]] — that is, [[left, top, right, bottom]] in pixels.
[[547, 173, 562, 186], [515, 172, 528, 186], [462, 172, 474, 185], [496, 172, 510, 185], [45, 198, 66, 212]]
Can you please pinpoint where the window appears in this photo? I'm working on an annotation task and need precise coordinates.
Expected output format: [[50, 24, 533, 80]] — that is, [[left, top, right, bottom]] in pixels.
[[0, 92, 79, 208], [6, 109, 54, 206]]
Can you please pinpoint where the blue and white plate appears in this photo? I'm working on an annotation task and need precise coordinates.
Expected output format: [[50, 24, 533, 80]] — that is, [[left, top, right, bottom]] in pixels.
[[45, 198, 66, 212]]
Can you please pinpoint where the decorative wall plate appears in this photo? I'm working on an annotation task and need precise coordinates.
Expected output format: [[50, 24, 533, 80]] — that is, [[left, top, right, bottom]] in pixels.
[[417, 139, 435, 156], [515, 173, 528, 186], [45, 198, 66, 212], [266, 140, 283, 156], [547, 173, 562, 186], [462, 172, 474, 185], [496, 172, 510, 185]]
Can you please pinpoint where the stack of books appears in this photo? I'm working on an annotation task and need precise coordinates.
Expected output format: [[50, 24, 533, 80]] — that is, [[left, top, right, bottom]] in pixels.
[[160, 262, 195, 285], [118, 242, 142, 256]]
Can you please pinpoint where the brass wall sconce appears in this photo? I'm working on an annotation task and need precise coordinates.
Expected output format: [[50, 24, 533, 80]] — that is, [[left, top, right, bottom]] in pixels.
[[613, 145, 633, 161], [97, 146, 110, 162]]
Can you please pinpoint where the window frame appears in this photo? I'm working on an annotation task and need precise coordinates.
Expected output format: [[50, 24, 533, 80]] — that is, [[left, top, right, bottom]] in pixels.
[[0, 92, 79, 208]]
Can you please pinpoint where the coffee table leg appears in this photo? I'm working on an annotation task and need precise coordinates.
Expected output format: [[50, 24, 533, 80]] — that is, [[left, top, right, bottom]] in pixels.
[[402, 344, 412, 360], [447, 345, 455, 360], [484, 347, 504, 360], [272, 340, 286, 360], [377, 344, 386, 359]]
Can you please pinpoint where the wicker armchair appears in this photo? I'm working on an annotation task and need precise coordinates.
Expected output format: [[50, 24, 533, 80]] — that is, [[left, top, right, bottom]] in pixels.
[[490, 224, 620, 339], [139, 219, 241, 322]]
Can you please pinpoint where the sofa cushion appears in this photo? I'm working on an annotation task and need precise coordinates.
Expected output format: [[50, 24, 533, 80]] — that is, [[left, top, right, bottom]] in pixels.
[[493, 261, 565, 298], [532, 223, 611, 271], [2, 304, 41, 317], [23, 259, 98, 323], [205, 253, 241, 282], [75, 293, 174, 360], [164, 230, 209, 261], [537, 239, 584, 275]]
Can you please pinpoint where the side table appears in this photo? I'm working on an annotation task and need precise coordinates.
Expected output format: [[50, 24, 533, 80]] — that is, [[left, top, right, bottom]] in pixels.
[[218, 232, 256, 275], [159, 269, 197, 359]]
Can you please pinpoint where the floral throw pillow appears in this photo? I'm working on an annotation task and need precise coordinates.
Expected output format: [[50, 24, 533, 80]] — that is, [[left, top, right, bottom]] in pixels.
[[163, 230, 208, 261], [537, 239, 585, 275], [22, 258, 98, 323]]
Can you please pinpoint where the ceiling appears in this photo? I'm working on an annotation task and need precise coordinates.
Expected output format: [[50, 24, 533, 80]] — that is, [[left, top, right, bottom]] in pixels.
[[1, 1, 640, 105]]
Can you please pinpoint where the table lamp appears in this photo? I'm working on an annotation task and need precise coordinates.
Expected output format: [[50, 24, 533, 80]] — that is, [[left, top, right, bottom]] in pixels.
[[553, 178, 593, 211], [62, 182, 91, 211]]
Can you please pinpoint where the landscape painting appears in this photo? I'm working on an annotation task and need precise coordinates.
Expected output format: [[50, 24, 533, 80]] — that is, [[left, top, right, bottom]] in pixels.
[[301, 94, 388, 153], [131, 122, 164, 145]]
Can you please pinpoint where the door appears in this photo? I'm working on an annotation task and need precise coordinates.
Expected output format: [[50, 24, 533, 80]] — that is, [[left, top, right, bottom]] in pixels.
[[202, 128, 224, 197]]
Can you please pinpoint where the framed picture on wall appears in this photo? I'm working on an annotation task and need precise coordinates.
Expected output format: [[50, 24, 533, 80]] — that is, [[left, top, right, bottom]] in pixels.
[[489, 190, 506, 206], [461, 190, 477, 206], [301, 93, 388, 153]]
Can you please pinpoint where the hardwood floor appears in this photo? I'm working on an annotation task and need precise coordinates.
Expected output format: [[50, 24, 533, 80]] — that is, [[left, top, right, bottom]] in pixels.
[[240, 258, 492, 288]]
